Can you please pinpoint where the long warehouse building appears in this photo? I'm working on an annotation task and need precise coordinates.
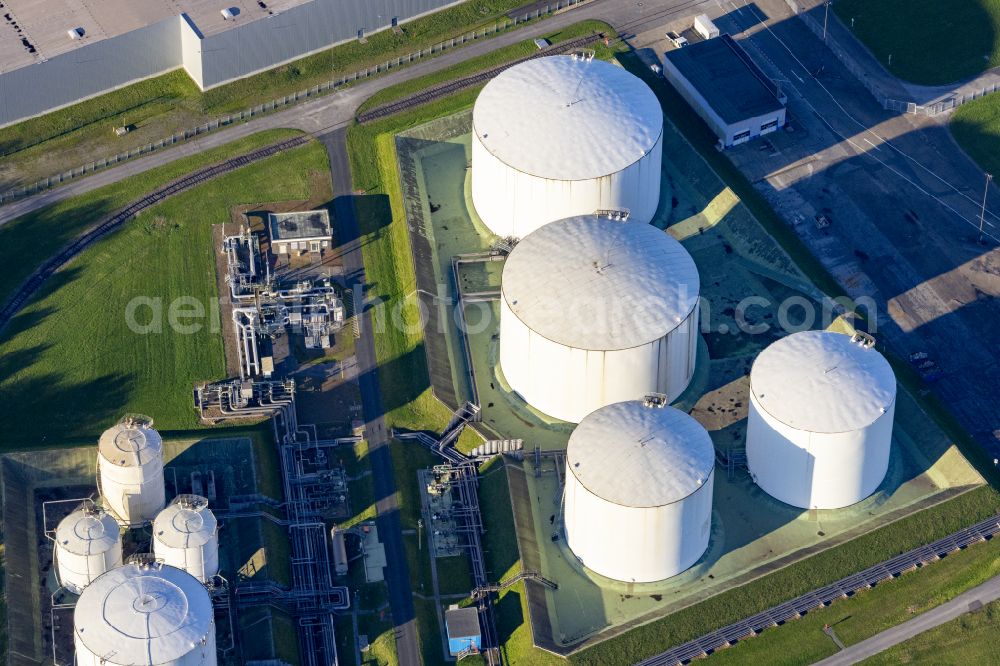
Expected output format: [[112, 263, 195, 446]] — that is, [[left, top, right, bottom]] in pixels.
[[0, 0, 464, 126]]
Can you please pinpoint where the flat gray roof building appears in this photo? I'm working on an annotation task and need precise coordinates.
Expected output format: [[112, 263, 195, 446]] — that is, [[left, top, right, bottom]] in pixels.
[[268, 210, 332, 255], [662, 34, 787, 147]]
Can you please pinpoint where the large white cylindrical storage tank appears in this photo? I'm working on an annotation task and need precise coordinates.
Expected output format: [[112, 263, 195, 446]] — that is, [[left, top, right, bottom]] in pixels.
[[153, 495, 220, 583], [472, 55, 663, 238], [74, 562, 217, 666], [98, 421, 167, 527], [500, 215, 700, 423], [563, 399, 715, 582], [54, 506, 123, 595], [746, 331, 897, 509]]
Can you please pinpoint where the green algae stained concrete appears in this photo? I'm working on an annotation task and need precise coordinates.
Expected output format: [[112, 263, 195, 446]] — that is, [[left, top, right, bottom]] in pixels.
[[393, 110, 985, 653]]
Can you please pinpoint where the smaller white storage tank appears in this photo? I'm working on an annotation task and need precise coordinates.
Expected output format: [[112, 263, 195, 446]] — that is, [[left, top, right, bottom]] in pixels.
[[747, 331, 897, 509], [563, 397, 715, 582], [98, 420, 167, 526], [74, 561, 217, 666], [53, 505, 122, 595], [153, 495, 220, 583]]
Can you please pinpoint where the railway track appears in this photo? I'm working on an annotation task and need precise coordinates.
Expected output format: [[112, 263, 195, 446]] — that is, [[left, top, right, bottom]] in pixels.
[[356, 33, 606, 123], [0, 135, 308, 333]]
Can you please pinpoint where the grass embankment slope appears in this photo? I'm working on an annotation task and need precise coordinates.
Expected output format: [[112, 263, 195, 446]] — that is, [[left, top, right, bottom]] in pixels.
[[0, 131, 330, 449], [0, 0, 542, 186], [834, 0, 1000, 85]]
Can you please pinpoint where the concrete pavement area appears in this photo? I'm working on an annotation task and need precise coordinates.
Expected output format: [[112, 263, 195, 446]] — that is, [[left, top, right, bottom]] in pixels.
[[813, 574, 1000, 665], [709, 0, 1000, 457]]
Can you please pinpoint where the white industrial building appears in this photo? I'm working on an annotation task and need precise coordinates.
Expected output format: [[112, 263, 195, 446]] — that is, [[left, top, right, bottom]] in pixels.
[[153, 495, 220, 583], [747, 330, 897, 510], [499, 215, 700, 423], [563, 398, 715, 582], [471, 55, 663, 238], [0, 0, 463, 126], [53, 506, 123, 595], [661, 35, 787, 148], [74, 561, 217, 666], [97, 421, 167, 527]]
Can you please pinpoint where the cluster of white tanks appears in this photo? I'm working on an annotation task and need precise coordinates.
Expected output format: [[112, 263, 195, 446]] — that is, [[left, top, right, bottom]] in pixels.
[[50, 419, 220, 664], [471, 56, 899, 584]]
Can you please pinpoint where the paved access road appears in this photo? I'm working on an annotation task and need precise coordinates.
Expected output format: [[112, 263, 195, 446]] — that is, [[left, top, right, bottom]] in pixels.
[[0, 0, 715, 226], [814, 575, 1000, 665]]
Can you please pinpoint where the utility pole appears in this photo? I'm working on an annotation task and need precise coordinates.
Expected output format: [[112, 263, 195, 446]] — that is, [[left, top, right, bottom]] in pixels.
[[417, 518, 423, 551], [823, 1, 830, 42], [979, 173, 993, 244]]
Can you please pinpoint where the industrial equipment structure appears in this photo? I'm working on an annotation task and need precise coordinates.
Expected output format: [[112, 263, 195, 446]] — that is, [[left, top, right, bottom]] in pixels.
[[52, 505, 123, 595], [563, 396, 715, 582], [471, 54, 663, 237], [499, 214, 700, 423], [73, 561, 217, 665], [746, 330, 897, 509], [661, 35, 786, 148], [153, 495, 220, 583], [97, 420, 167, 527]]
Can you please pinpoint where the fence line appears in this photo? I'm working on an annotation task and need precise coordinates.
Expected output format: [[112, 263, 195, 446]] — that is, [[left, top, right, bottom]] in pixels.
[[0, 0, 588, 206], [788, 0, 994, 118]]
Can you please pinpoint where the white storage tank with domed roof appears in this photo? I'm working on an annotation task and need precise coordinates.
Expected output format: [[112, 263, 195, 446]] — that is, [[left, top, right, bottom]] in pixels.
[[153, 495, 220, 583], [746, 330, 897, 509], [562, 397, 715, 582], [500, 214, 700, 423], [74, 561, 216, 666], [97, 419, 167, 526], [53, 505, 123, 595], [472, 54, 664, 238]]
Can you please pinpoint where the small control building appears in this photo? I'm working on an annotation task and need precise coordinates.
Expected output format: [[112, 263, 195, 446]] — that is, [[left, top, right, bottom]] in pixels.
[[268, 210, 332, 256], [445, 606, 482, 656], [662, 34, 786, 147]]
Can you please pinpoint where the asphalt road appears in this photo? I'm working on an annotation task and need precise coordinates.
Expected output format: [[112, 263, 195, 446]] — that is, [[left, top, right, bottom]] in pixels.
[[320, 127, 422, 666], [813, 575, 1000, 665], [718, 0, 1000, 455]]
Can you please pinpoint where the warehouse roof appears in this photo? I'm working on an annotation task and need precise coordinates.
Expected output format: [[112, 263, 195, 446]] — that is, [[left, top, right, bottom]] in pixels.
[[567, 401, 715, 507], [501, 215, 699, 350], [269, 210, 332, 241], [445, 607, 481, 638], [473, 55, 662, 181], [663, 34, 784, 124], [0, 0, 307, 70], [751, 330, 897, 433]]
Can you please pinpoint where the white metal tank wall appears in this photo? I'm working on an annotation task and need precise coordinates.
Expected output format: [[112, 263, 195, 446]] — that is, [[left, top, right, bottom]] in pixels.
[[54, 507, 122, 595], [74, 562, 217, 666], [98, 422, 167, 526], [563, 401, 715, 582], [153, 496, 220, 583], [746, 331, 897, 509], [472, 56, 663, 238], [499, 216, 699, 423]]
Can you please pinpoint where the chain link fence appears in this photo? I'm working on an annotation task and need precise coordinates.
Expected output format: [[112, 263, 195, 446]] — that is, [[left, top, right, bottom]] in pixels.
[[0, 0, 589, 206]]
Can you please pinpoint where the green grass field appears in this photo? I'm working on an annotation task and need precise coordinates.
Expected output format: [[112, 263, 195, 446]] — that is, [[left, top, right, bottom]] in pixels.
[[833, 0, 1000, 85], [0, 0, 538, 187], [951, 93, 1000, 175], [0, 133, 330, 449], [861, 598, 1000, 665]]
